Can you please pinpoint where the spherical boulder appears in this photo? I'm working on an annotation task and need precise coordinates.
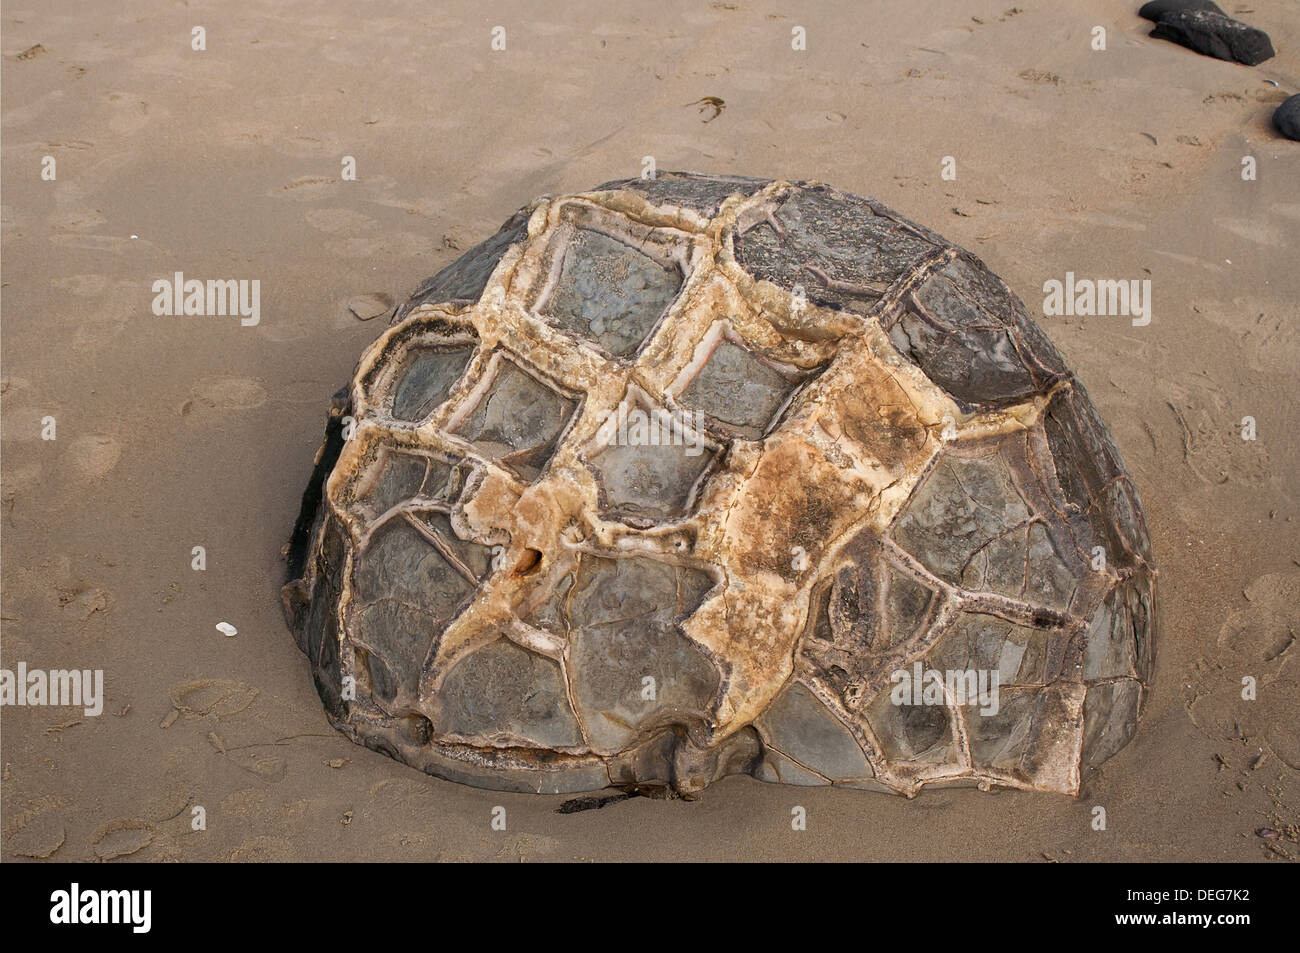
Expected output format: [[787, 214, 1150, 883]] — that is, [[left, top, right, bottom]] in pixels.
[[283, 173, 1155, 797]]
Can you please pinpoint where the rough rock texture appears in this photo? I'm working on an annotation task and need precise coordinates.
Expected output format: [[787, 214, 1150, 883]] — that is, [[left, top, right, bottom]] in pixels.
[[283, 173, 1156, 797], [1274, 94, 1300, 141], [1150, 9, 1275, 66], [1137, 0, 1223, 22]]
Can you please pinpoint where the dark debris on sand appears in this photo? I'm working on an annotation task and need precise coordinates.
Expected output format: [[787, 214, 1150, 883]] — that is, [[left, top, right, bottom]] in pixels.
[[1149, 8, 1275, 66], [557, 784, 679, 814], [1274, 94, 1300, 142]]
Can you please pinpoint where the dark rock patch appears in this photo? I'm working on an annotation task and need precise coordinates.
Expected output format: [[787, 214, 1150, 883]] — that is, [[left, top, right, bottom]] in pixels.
[[1137, 0, 1223, 22], [1150, 9, 1274, 66], [1274, 94, 1300, 141]]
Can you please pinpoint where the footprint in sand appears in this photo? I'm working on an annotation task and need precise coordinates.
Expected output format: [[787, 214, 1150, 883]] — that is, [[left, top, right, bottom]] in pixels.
[[272, 176, 338, 201], [1260, 675, 1300, 770], [181, 377, 268, 415], [495, 833, 562, 862], [268, 135, 336, 160], [101, 91, 154, 136], [11, 555, 110, 622], [1163, 385, 1271, 487], [221, 788, 269, 818], [8, 811, 66, 859], [1218, 573, 1298, 662], [306, 208, 378, 234], [325, 236, 386, 258], [227, 750, 289, 783], [279, 797, 327, 824], [227, 834, 292, 861], [258, 321, 310, 342], [368, 777, 435, 811], [1224, 304, 1296, 378], [58, 583, 112, 621], [168, 679, 260, 720], [58, 277, 139, 350], [2, 462, 41, 525], [3, 460, 41, 492], [90, 820, 154, 860], [380, 830, 430, 853], [325, 232, 434, 260], [52, 274, 110, 296], [2, 89, 66, 129], [1186, 571, 1299, 754], [67, 434, 121, 481]]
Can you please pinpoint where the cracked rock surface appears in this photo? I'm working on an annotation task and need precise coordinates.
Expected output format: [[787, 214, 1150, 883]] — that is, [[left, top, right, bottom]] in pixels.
[[283, 173, 1156, 797]]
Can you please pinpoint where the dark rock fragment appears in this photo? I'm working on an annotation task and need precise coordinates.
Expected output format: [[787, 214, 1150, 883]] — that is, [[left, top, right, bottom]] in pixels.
[[1150, 9, 1275, 66], [1274, 94, 1300, 141]]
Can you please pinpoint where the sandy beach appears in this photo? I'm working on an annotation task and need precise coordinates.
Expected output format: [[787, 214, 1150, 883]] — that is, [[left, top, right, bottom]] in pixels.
[[2, 0, 1297, 862]]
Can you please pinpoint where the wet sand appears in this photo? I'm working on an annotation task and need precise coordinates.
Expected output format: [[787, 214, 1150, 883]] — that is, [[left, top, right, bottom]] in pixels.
[[2, 0, 1297, 861]]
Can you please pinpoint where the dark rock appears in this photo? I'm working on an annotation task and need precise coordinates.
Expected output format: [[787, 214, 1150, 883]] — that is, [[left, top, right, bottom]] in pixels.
[[1137, 0, 1223, 22], [396, 206, 533, 320], [555, 790, 632, 814], [566, 556, 720, 752], [1274, 94, 1300, 141], [734, 185, 942, 313], [679, 339, 810, 439], [753, 682, 871, 780], [449, 358, 578, 482], [1151, 9, 1275, 66], [439, 640, 581, 748], [390, 346, 474, 422], [1081, 679, 1142, 771]]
